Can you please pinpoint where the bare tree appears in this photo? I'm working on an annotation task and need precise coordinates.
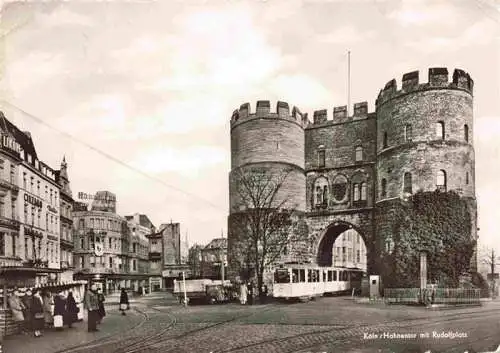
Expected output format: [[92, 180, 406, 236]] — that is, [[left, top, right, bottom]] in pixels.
[[480, 246, 500, 297], [231, 166, 307, 296]]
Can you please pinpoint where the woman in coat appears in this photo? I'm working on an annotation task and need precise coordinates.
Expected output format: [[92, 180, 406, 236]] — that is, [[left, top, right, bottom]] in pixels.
[[7, 290, 25, 323], [65, 291, 79, 328], [96, 288, 106, 324], [53, 291, 67, 330], [41, 291, 54, 328], [21, 289, 32, 334], [119, 289, 129, 316], [30, 289, 45, 337]]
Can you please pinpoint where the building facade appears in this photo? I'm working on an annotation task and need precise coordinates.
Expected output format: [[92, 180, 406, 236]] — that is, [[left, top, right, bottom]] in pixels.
[[158, 222, 189, 287], [200, 238, 227, 280], [125, 213, 154, 292], [228, 67, 477, 278], [55, 157, 74, 280], [331, 229, 367, 271]]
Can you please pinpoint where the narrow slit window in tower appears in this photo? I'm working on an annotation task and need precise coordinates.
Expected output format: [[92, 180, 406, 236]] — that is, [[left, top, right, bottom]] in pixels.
[[403, 172, 413, 194], [436, 170, 447, 191], [404, 124, 412, 142], [383, 132, 388, 148], [381, 178, 387, 198], [464, 124, 469, 142], [355, 146, 363, 161], [318, 150, 325, 168], [436, 121, 445, 140]]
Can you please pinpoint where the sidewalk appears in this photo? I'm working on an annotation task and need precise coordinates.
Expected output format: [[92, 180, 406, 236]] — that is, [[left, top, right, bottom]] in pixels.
[[1, 305, 144, 353]]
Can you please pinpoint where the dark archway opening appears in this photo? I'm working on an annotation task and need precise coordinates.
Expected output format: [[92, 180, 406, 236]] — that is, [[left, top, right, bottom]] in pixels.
[[317, 221, 367, 272]]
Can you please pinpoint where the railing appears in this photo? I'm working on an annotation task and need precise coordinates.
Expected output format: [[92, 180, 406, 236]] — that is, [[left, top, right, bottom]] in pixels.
[[384, 288, 481, 305], [0, 178, 19, 192], [0, 215, 21, 229]]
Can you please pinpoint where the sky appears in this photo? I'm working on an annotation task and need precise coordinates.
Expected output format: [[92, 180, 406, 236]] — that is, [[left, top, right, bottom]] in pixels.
[[0, 0, 499, 255]]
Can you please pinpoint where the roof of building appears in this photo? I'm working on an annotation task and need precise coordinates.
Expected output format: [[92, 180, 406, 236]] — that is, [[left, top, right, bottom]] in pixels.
[[0, 112, 38, 159], [204, 238, 227, 250], [125, 213, 156, 230]]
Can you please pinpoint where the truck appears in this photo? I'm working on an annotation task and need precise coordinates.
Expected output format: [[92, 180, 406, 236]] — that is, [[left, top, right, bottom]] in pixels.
[[173, 278, 234, 304]]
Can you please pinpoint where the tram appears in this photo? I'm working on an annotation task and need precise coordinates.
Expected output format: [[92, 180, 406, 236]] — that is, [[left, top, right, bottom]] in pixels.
[[272, 264, 364, 301]]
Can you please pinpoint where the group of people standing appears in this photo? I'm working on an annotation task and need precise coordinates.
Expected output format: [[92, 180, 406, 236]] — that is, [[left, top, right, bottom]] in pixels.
[[238, 282, 269, 305], [7, 287, 80, 337]]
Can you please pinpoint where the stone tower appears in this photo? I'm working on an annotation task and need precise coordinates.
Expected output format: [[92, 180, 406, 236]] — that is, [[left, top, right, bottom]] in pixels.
[[375, 68, 477, 270], [227, 101, 309, 277]]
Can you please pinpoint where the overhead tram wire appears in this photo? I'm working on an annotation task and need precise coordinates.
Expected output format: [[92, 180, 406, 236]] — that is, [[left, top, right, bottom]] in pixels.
[[0, 99, 227, 213]]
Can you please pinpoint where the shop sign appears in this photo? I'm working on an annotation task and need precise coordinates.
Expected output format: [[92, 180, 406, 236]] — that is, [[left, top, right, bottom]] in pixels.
[[24, 193, 42, 208]]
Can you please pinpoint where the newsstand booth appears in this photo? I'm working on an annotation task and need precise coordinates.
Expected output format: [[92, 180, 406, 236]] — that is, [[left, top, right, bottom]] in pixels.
[[0, 266, 87, 338]]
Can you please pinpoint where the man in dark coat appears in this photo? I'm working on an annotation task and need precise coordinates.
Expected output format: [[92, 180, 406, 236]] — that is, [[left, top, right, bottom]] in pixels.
[[84, 283, 100, 332], [65, 291, 79, 328], [119, 289, 129, 316], [96, 288, 106, 324], [53, 292, 66, 331]]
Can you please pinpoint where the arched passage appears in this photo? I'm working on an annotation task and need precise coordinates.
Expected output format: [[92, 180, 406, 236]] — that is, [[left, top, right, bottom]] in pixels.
[[316, 221, 367, 270]]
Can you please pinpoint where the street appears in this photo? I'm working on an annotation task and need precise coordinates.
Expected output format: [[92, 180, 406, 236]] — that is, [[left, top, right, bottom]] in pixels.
[[3, 292, 500, 353]]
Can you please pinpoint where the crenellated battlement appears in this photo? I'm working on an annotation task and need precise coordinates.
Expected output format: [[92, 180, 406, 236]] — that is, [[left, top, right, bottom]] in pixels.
[[230, 100, 310, 128], [376, 68, 474, 107], [310, 102, 371, 126]]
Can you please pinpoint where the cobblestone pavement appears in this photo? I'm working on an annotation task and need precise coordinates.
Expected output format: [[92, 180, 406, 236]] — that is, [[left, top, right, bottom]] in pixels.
[[1, 302, 144, 353], [4, 294, 500, 353]]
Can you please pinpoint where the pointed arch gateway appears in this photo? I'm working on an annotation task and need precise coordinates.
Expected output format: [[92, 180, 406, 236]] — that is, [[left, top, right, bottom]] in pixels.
[[314, 220, 368, 268]]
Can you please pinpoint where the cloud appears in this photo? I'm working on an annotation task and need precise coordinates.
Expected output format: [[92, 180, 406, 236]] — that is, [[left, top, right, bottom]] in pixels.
[[131, 145, 228, 176], [404, 18, 500, 53], [317, 26, 377, 44], [268, 74, 332, 108], [36, 7, 94, 28], [387, 2, 460, 27]]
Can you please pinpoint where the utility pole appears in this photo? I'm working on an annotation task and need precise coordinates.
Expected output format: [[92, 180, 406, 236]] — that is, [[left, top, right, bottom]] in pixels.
[[347, 50, 351, 117], [220, 229, 225, 283]]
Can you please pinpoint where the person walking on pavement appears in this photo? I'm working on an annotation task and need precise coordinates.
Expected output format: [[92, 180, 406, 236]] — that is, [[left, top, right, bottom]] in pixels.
[[119, 288, 129, 316], [7, 289, 25, 330], [41, 290, 54, 329], [96, 288, 106, 324], [21, 288, 32, 335], [65, 291, 79, 328], [53, 291, 66, 331], [84, 283, 100, 332], [31, 289, 45, 337], [247, 282, 254, 305]]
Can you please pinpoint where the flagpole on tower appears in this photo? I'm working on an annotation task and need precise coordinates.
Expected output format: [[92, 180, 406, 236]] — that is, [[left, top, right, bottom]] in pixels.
[[347, 50, 351, 117]]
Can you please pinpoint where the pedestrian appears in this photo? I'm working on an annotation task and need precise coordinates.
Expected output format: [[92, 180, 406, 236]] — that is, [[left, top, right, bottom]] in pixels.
[[119, 288, 129, 316], [7, 289, 25, 330], [30, 289, 45, 337], [239, 282, 247, 305], [96, 288, 106, 324], [65, 291, 79, 328], [260, 284, 269, 304], [247, 282, 253, 305], [41, 290, 54, 329], [53, 291, 66, 331], [84, 283, 100, 332], [20, 288, 32, 335]]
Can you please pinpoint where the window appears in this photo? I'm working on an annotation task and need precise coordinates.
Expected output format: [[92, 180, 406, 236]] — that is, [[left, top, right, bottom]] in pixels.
[[332, 175, 348, 202], [437, 170, 447, 191], [23, 173, 26, 189], [30, 177, 34, 193], [11, 198, 15, 219], [318, 150, 325, 168], [436, 121, 445, 139], [464, 124, 469, 142], [466, 172, 469, 185], [45, 185, 48, 200], [0, 198, 4, 218], [12, 234, 16, 256], [403, 172, 413, 194], [80, 237, 84, 249], [383, 132, 388, 148], [314, 177, 329, 206], [50, 189, 53, 204], [24, 203, 28, 223], [109, 238, 112, 249], [353, 183, 360, 201], [79, 256, 84, 268], [109, 257, 113, 268], [37, 181, 40, 196], [0, 160, 4, 180], [10, 165, 15, 184], [360, 182, 367, 200], [385, 238, 394, 253], [356, 250, 360, 263], [0, 232, 4, 256], [356, 234, 360, 244], [404, 124, 413, 142], [355, 146, 363, 161], [381, 178, 387, 198]]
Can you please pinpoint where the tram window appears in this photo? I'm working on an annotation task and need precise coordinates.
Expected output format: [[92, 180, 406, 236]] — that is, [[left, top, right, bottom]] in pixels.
[[339, 271, 343, 281], [328, 271, 332, 282], [292, 269, 299, 283], [299, 269, 305, 282], [323, 271, 327, 282], [274, 270, 290, 283], [315, 270, 320, 282], [343, 272, 348, 281], [307, 269, 312, 282], [333, 271, 337, 281]]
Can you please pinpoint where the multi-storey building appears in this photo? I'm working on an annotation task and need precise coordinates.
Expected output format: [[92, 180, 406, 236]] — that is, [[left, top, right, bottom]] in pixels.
[[201, 238, 227, 280], [125, 213, 154, 292], [331, 229, 367, 271], [55, 157, 74, 280], [147, 228, 163, 290], [228, 67, 477, 280], [187, 244, 203, 279], [0, 113, 66, 287], [73, 191, 129, 292]]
